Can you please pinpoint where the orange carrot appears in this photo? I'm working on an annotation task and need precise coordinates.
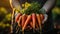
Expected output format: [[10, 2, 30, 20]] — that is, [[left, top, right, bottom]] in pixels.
[[36, 14, 42, 33], [32, 13, 36, 29], [25, 21, 33, 30], [22, 15, 31, 31], [17, 16, 22, 27], [36, 14, 41, 27], [30, 21, 33, 28], [35, 22, 39, 29], [40, 14, 44, 21], [21, 14, 26, 27], [15, 13, 22, 22]]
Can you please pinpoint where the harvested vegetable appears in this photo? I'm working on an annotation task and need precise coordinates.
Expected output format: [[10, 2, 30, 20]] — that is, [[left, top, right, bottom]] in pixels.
[[15, 13, 22, 22], [32, 13, 36, 29], [30, 21, 33, 28], [36, 14, 41, 27], [14, 1, 47, 33], [17, 16, 22, 27], [22, 15, 31, 31], [36, 14, 42, 33], [21, 14, 26, 27], [35, 22, 39, 29], [24, 21, 32, 30], [40, 14, 44, 21]]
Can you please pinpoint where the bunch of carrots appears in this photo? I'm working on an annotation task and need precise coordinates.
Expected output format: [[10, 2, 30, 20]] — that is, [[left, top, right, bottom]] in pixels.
[[15, 13, 44, 31]]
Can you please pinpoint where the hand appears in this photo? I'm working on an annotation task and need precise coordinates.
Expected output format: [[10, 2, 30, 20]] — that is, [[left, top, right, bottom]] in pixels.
[[39, 8, 46, 14], [39, 8, 48, 24], [42, 14, 48, 24]]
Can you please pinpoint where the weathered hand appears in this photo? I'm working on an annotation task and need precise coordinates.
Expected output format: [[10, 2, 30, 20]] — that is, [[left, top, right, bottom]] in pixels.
[[42, 14, 48, 24], [39, 8, 48, 24], [39, 8, 46, 14]]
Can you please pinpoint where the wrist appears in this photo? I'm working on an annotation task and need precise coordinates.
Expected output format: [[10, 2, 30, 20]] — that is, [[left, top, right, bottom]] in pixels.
[[39, 8, 46, 14]]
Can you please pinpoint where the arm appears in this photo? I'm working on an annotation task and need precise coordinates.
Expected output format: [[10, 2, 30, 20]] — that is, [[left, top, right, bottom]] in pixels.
[[42, 0, 56, 12], [10, 0, 22, 10]]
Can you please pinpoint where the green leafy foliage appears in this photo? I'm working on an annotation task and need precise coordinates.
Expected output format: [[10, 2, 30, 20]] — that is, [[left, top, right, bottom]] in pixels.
[[0, 7, 11, 28], [56, 0, 60, 7], [52, 7, 60, 21], [0, 7, 8, 21], [21, 2, 42, 14]]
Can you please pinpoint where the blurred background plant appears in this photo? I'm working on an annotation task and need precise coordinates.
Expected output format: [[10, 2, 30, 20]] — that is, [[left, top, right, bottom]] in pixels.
[[0, 7, 11, 34], [0, 0, 60, 34]]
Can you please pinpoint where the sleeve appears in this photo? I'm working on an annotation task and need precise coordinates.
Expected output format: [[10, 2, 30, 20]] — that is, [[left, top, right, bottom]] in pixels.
[[42, 0, 56, 12]]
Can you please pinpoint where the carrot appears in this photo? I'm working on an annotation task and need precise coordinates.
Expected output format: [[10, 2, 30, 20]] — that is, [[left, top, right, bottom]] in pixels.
[[17, 16, 22, 27], [22, 15, 31, 31], [40, 14, 44, 24], [15, 13, 22, 22], [24, 25, 28, 30], [32, 13, 36, 29], [36, 14, 41, 27], [30, 21, 33, 29], [36, 14, 42, 34], [21, 14, 26, 27], [40, 14, 44, 21], [25, 21, 33, 30], [35, 22, 39, 29]]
